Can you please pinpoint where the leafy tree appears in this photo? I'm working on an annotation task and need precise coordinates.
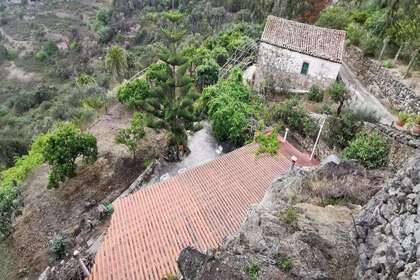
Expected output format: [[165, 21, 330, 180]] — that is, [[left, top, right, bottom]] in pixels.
[[327, 82, 347, 116], [117, 11, 198, 161], [105, 45, 128, 82], [307, 85, 324, 103], [204, 69, 253, 145], [117, 78, 152, 110], [42, 123, 98, 188], [271, 98, 317, 138], [195, 59, 219, 90], [115, 113, 145, 158], [342, 131, 390, 169], [389, 17, 420, 64]]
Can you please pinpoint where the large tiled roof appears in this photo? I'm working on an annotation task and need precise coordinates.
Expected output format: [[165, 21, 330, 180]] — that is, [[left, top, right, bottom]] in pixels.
[[88, 140, 318, 280], [261, 15, 346, 63]]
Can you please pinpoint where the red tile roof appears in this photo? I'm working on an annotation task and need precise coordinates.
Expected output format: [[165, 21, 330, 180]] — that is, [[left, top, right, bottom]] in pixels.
[[261, 15, 346, 63], [88, 140, 318, 280]]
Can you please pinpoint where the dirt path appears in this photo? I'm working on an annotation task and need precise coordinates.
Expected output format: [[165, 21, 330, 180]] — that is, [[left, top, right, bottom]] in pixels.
[[6, 103, 166, 279], [149, 121, 220, 184]]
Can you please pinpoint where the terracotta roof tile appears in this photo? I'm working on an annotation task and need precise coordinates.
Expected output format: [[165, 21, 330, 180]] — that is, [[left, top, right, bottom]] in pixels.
[[261, 15, 346, 63], [88, 140, 318, 280]]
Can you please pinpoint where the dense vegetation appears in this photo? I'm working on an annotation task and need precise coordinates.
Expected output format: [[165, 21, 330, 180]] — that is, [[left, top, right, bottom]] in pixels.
[[343, 131, 390, 169], [317, 0, 420, 75]]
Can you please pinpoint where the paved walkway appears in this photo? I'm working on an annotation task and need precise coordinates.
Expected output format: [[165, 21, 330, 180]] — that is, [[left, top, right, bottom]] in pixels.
[[88, 140, 318, 280], [340, 63, 396, 126]]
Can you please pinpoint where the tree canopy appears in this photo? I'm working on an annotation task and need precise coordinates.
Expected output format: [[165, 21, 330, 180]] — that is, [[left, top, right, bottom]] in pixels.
[[42, 123, 98, 188]]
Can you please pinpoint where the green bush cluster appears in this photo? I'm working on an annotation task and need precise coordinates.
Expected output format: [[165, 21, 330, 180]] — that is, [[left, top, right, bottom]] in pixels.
[[34, 41, 59, 61], [325, 112, 362, 149], [307, 85, 324, 103], [95, 8, 114, 43], [115, 113, 146, 158], [195, 59, 220, 89], [342, 131, 390, 169], [277, 257, 294, 272], [49, 234, 66, 260], [203, 69, 253, 146], [0, 133, 49, 235], [117, 78, 152, 110], [317, 6, 390, 57], [247, 264, 260, 280], [255, 130, 280, 156], [271, 99, 317, 138]]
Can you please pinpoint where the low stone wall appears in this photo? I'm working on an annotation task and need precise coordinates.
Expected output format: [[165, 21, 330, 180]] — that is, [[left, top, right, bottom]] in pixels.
[[344, 46, 419, 114]]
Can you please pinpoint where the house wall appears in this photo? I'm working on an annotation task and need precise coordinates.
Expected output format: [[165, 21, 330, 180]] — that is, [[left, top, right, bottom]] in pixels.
[[255, 42, 341, 91]]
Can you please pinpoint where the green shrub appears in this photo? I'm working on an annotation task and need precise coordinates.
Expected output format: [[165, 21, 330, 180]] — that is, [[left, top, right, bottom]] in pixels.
[[342, 131, 390, 169], [327, 81, 347, 115], [352, 108, 379, 123], [398, 111, 410, 125], [363, 10, 387, 36], [383, 60, 393, 68], [307, 85, 324, 103], [35, 50, 48, 61], [105, 203, 114, 216], [346, 23, 365, 46], [211, 46, 229, 66], [325, 112, 362, 149], [271, 99, 317, 138], [117, 79, 152, 110], [205, 69, 252, 146], [255, 130, 280, 156], [115, 113, 145, 158], [44, 41, 58, 56], [0, 133, 49, 234], [277, 257, 293, 272], [360, 33, 381, 56], [195, 59, 220, 89], [247, 264, 260, 280], [316, 6, 351, 30], [208, 95, 251, 146], [98, 26, 114, 44], [49, 234, 66, 260], [96, 8, 112, 26], [279, 207, 299, 232], [42, 123, 98, 188]]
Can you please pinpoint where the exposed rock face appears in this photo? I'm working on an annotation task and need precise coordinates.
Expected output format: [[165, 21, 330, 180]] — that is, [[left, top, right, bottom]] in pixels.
[[344, 46, 419, 114], [179, 162, 387, 280], [355, 152, 420, 279]]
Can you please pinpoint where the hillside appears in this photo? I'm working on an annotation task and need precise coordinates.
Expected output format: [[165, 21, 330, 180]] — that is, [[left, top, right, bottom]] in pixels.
[[0, 0, 419, 279]]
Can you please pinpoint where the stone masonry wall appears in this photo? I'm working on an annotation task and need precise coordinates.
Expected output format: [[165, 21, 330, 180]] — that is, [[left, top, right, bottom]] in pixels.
[[355, 152, 420, 280], [255, 42, 341, 91], [344, 46, 420, 114]]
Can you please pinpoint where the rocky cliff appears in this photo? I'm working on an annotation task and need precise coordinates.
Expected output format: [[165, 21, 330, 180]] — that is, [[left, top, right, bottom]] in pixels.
[[355, 152, 420, 279], [177, 160, 396, 280]]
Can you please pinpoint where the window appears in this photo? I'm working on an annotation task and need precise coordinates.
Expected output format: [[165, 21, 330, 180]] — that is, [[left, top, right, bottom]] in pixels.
[[301, 62, 309, 75]]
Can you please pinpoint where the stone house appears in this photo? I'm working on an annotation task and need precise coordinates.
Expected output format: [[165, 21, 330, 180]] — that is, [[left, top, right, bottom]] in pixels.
[[255, 15, 346, 91]]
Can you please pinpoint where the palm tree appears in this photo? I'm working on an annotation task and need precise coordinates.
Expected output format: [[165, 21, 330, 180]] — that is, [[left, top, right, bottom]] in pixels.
[[105, 45, 128, 82]]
